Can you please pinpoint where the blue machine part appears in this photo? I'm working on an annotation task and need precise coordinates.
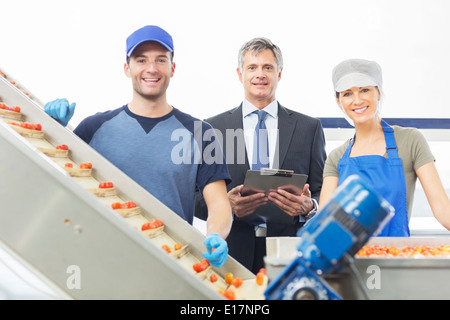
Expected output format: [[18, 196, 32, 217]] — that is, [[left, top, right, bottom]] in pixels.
[[264, 257, 341, 300], [265, 175, 394, 300], [297, 175, 394, 274]]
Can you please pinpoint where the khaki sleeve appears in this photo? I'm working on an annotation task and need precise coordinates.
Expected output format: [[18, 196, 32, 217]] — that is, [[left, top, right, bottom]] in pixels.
[[405, 128, 435, 171], [323, 141, 350, 178]]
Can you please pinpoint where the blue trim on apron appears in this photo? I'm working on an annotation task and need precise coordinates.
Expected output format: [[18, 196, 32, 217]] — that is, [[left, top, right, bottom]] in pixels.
[[337, 120, 410, 237]]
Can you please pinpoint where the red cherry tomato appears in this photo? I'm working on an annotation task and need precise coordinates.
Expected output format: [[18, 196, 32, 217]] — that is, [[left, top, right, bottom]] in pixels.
[[99, 182, 114, 188], [223, 288, 236, 300], [232, 277, 243, 288], [79, 162, 92, 169], [56, 144, 69, 150], [17, 122, 41, 131], [111, 202, 122, 210], [141, 218, 163, 231], [161, 245, 171, 253], [256, 272, 264, 286], [141, 222, 151, 230], [123, 201, 136, 209], [225, 272, 234, 285], [210, 274, 218, 283], [193, 259, 210, 273]]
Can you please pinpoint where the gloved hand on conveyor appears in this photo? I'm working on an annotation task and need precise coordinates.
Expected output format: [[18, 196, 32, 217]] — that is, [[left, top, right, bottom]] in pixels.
[[203, 233, 228, 267], [44, 98, 76, 127]]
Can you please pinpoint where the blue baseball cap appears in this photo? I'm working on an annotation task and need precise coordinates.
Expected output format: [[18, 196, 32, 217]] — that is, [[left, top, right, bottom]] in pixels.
[[126, 25, 174, 57]]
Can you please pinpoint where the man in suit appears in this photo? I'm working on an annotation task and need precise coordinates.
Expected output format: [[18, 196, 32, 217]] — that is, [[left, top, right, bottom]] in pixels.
[[196, 37, 326, 274]]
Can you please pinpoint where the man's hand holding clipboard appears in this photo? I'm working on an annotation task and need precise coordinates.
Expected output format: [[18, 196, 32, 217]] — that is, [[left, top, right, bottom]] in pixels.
[[228, 168, 316, 221], [241, 169, 307, 196], [228, 185, 268, 218]]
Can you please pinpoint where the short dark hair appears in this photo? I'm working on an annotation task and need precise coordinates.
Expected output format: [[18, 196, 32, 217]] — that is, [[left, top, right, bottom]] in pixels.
[[238, 37, 283, 72]]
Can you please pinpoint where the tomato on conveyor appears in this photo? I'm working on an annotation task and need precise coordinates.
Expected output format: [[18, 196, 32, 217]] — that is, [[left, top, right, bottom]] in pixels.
[[8, 121, 42, 131], [0, 103, 20, 112], [111, 201, 137, 210], [193, 259, 210, 273], [357, 245, 450, 257], [141, 218, 164, 231], [99, 182, 114, 189]]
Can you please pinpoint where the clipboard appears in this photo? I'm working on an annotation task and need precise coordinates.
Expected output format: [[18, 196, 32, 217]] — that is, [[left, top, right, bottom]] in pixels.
[[241, 168, 308, 196]]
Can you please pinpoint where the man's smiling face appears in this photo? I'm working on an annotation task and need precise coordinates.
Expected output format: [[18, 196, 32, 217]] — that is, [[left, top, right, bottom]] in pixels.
[[237, 48, 282, 108], [125, 41, 175, 101]]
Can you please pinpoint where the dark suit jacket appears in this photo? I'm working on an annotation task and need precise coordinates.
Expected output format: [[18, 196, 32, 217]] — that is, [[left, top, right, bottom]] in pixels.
[[195, 103, 326, 271]]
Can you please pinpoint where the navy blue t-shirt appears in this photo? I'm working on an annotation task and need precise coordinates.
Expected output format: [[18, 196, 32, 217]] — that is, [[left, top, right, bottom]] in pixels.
[[74, 105, 231, 224]]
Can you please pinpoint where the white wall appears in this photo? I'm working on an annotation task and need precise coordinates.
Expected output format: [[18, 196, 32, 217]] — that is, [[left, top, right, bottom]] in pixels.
[[1, 0, 450, 127]]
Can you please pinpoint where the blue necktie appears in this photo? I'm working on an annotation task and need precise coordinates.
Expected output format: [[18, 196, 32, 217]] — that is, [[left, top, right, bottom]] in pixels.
[[252, 110, 269, 170]]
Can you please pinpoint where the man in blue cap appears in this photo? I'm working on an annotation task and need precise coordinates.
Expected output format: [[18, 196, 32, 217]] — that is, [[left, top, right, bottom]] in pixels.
[[45, 25, 231, 267]]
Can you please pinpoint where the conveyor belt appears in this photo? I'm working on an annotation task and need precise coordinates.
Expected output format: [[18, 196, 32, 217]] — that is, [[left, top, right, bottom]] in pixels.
[[0, 68, 266, 299]]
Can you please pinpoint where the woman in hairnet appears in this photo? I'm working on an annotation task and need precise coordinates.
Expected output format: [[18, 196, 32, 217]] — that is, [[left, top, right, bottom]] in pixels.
[[319, 58, 450, 236]]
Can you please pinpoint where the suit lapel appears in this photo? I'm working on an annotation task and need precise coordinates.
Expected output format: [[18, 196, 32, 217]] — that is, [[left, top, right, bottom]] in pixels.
[[275, 104, 296, 169], [230, 103, 296, 170], [227, 105, 250, 173], [228, 104, 244, 131]]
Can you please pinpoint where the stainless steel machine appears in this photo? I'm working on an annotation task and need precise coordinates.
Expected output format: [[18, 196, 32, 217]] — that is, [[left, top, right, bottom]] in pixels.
[[265, 236, 450, 300], [262, 173, 450, 300], [0, 68, 263, 300], [264, 175, 395, 300], [263, 174, 450, 300]]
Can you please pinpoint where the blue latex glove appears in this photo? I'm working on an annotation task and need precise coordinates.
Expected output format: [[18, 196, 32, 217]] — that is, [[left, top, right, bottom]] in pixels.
[[44, 98, 76, 127], [202, 233, 228, 267]]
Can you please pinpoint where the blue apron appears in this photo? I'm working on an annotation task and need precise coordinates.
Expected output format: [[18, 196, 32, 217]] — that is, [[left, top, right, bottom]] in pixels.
[[337, 120, 410, 237]]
